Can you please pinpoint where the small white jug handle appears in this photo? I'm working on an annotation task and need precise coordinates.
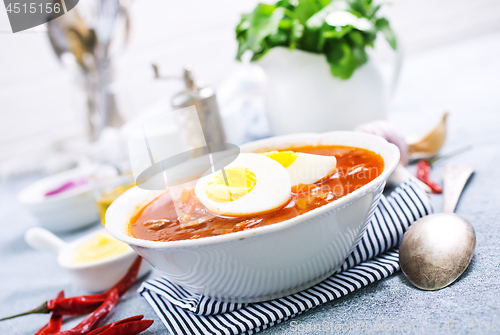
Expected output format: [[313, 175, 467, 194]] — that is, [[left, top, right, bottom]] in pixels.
[[389, 34, 403, 98], [25, 227, 67, 255]]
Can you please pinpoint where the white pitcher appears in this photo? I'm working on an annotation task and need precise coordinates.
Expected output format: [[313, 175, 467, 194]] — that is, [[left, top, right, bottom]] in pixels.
[[257, 47, 401, 135]]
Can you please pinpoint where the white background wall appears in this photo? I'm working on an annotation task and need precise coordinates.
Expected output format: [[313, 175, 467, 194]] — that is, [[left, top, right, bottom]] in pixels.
[[1, 0, 500, 174]]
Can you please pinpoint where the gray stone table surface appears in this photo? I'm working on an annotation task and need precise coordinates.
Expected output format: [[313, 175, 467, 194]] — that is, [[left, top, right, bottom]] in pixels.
[[1, 32, 500, 335]]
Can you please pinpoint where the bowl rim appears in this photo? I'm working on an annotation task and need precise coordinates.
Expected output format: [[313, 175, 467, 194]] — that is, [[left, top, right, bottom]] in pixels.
[[105, 131, 400, 249], [18, 166, 94, 205]]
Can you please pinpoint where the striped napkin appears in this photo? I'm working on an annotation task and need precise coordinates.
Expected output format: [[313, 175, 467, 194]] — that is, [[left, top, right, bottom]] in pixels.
[[139, 181, 432, 335]]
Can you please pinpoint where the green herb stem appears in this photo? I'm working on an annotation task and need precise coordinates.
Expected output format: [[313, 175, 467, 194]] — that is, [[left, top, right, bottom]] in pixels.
[[429, 145, 474, 166], [0, 302, 49, 322]]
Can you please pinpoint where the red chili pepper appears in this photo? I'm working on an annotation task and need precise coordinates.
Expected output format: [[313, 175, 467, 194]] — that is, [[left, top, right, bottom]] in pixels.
[[1, 257, 143, 322], [97, 320, 154, 335], [416, 160, 443, 194], [35, 322, 49, 334], [48, 297, 104, 316], [47, 257, 143, 316], [56, 289, 120, 335], [86, 316, 152, 335], [35, 291, 65, 335], [86, 315, 144, 335]]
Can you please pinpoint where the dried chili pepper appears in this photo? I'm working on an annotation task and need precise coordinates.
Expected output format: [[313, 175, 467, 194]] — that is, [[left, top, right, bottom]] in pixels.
[[48, 296, 104, 316], [35, 291, 65, 335], [49, 256, 143, 314], [56, 289, 120, 335], [86, 316, 153, 335], [97, 320, 154, 335], [1, 257, 143, 322], [416, 160, 442, 194], [86, 315, 144, 335]]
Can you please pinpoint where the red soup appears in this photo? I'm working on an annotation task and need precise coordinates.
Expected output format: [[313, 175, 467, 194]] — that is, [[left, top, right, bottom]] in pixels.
[[129, 145, 384, 242]]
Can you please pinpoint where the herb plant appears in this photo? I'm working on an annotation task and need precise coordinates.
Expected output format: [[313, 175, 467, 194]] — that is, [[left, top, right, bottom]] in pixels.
[[236, 0, 396, 79]]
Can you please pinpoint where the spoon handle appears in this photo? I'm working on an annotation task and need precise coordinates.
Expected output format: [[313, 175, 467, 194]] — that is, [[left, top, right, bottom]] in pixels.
[[442, 164, 474, 213], [24, 227, 67, 255]]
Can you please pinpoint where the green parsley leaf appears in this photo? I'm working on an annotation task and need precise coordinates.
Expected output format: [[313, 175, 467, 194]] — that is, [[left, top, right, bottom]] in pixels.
[[235, 0, 396, 79]]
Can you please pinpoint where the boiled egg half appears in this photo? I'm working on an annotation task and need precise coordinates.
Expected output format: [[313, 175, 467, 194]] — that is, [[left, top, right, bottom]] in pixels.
[[195, 153, 291, 216], [261, 151, 337, 186]]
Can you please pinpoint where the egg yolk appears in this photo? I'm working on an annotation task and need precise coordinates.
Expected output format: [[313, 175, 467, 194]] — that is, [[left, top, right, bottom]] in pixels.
[[72, 232, 131, 264], [206, 167, 257, 203], [261, 151, 297, 168]]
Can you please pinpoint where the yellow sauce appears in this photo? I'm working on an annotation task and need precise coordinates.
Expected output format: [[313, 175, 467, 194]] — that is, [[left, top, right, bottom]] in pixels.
[[72, 232, 131, 264]]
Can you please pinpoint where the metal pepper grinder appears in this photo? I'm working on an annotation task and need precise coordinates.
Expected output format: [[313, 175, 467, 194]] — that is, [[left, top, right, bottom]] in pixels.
[[168, 67, 226, 145]]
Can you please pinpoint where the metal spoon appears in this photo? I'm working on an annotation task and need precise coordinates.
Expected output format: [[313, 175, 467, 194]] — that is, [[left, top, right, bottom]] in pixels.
[[399, 164, 475, 290]]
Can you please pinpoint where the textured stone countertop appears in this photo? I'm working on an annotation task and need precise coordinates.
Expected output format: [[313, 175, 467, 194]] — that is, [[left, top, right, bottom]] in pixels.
[[1, 32, 499, 335]]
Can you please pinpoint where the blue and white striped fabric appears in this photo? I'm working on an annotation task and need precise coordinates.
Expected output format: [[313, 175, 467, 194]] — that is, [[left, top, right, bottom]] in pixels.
[[139, 181, 432, 335]]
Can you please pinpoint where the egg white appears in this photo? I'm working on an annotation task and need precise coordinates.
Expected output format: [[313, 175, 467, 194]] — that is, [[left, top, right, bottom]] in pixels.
[[195, 153, 291, 216], [286, 153, 337, 186]]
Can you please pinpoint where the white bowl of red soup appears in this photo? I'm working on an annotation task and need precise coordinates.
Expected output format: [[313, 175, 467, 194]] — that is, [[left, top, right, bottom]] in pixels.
[[105, 131, 400, 302]]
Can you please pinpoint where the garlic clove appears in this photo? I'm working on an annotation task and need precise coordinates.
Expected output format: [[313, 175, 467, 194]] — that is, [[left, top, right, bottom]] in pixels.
[[355, 120, 408, 166], [355, 120, 434, 193], [407, 112, 449, 160]]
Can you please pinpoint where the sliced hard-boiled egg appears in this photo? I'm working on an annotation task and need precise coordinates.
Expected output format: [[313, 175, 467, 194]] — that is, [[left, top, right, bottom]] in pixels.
[[195, 153, 291, 216], [261, 151, 337, 186]]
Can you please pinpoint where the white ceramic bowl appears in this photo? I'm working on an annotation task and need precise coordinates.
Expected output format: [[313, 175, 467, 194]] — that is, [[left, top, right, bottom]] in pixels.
[[24, 227, 151, 292], [18, 167, 99, 232], [106, 131, 400, 302]]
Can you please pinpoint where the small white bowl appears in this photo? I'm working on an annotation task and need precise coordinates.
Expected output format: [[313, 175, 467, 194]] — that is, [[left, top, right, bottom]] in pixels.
[[106, 131, 400, 302], [24, 227, 151, 292], [18, 167, 99, 232]]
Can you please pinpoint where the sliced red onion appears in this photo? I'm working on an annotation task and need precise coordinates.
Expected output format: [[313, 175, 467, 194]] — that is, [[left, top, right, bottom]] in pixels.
[[44, 178, 89, 197]]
